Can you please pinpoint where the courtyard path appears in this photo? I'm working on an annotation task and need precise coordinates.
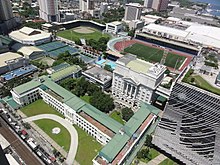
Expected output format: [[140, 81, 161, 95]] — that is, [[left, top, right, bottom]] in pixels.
[[23, 114, 78, 165]]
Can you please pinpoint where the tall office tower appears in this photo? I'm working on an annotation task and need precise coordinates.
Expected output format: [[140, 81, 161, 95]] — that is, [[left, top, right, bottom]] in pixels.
[[124, 3, 143, 21], [79, 0, 94, 11], [38, 0, 59, 22], [153, 82, 220, 165], [152, 0, 169, 11], [144, 0, 153, 8], [0, 0, 17, 34]]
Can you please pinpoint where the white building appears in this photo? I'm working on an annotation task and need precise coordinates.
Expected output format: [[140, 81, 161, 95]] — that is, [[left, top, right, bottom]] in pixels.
[[106, 21, 123, 34], [9, 27, 51, 46], [124, 3, 143, 21], [79, 0, 94, 11], [38, 0, 59, 22], [128, 20, 144, 30], [0, 52, 28, 75], [144, 0, 153, 8], [112, 55, 166, 109], [11, 76, 122, 145], [142, 22, 220, 49]]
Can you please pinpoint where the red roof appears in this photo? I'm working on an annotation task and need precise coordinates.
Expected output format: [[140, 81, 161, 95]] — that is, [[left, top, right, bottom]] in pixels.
[[21, 130, 27, 135]]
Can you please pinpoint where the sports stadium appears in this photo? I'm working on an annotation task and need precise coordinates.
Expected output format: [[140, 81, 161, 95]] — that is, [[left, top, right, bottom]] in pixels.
[[107, 37, 194, 72]]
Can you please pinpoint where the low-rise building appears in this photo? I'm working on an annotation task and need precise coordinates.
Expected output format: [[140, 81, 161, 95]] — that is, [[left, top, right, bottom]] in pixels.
[[128, 20, 144, 30], [46, 62, 70, 74], [112, 55, 166, 109], [0, 52, 29, 75], [12, 43, 45, 60], [82, 66, 112, 90], [9, 27, 52, 46], [106, 21, 123, 34], [215, 72, 220, 86], [50, 65, 82, 82]]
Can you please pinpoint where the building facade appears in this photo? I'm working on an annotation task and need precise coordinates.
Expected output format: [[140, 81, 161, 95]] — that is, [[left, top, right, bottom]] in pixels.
[[144, 0, 153, 8], [152, 0, 169, 11], [0, 0, 17, 34], [106, 21, 123, 34], [153, 82, 220, 165], [124, 3, 143, 21], [112, 55, 166, 109], [38, 0, 59, 22], [79, 0, 94, 11]]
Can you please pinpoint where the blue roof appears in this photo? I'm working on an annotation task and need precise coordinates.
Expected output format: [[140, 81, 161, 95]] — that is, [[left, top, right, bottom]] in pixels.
[[1, 65, 38, 81]]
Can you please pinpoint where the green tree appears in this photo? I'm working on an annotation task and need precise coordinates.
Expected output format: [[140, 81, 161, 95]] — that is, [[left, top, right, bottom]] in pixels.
[[122, 107, 134, 121], [145, 135, 152, 147], [137, 148, 149, 159]]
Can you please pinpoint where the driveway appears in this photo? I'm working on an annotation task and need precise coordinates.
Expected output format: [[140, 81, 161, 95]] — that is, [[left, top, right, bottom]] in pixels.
[[23, 114, 78, 165]]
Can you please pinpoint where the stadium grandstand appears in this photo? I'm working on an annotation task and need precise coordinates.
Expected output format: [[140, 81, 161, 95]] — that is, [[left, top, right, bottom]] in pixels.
[[54, 20, 106, 31], [153, 82, 220, 165], [37, 41, 78, 58]]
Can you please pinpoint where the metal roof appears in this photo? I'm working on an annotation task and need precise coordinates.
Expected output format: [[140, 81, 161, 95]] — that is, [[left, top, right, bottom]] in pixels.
[[99, 102, 160, 162]]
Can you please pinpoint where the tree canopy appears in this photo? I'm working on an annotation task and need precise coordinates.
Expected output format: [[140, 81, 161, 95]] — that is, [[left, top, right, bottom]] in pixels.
[[121, 107, 134, 121]]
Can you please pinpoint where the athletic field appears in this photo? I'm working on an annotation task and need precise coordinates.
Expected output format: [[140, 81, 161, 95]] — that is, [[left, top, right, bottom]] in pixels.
[[57, 26, 110, 42], [124, 43, 186, 69]]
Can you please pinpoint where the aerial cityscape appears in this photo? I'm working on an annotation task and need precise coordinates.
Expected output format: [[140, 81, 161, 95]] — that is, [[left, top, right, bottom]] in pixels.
[[0, 0, 220, 165]]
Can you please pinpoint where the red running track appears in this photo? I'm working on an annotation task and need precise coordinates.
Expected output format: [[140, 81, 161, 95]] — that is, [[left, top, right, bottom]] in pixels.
[[114, 39, 193, 72]]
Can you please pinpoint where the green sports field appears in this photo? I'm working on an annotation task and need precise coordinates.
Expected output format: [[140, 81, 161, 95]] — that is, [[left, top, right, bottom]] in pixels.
[[124, 43, 186, 69], [57, 26, 110, 42]]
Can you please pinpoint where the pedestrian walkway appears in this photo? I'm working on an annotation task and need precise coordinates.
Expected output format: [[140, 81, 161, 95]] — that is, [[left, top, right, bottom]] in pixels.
[[19, 111, 78, 165], [145, 154, 167, 165]]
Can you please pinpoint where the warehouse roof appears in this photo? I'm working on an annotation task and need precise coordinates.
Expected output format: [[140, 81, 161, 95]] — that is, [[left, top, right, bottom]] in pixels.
[[12, 43, 44, 56], [0, 52, 23, 68]]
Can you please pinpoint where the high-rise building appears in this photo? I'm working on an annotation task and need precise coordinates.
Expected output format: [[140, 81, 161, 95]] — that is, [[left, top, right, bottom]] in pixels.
[[124, 3, 143, 21], [79, 0, 94, 11], [0, 0, 17, 34], [38, 0, 59, 22], [144, 0, 153, 8], [112, 55, 166, 109], [153, 82, 220, 165], [152, 0, 169, 11]]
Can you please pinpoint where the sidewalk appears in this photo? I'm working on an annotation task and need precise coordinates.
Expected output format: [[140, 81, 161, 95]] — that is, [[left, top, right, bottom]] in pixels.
[[138, 154, 167, 165]]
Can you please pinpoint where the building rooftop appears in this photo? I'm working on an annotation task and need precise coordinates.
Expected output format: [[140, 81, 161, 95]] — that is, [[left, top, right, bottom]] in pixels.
[[9, 27, 51, 42], [0, 52, 23, 68], [107, 21, 122, 26], [12, 43, 44, 56], [50, 65, 81, 82], [0, 134, 10, 150], [126, 59, 152, 74], [126, 3, 143, 8], [47, 62, 70, 74], [13, 77, 123, 133], [83, 66, 112, 83], [99, 102, 160, 163]]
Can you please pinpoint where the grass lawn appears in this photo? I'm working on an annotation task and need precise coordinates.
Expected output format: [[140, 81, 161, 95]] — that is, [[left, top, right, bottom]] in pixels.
[[124, 43, 186, 69], [74, 125, 102, 165], [57, 27, 110, 42], [20, 99, 63, 118], [35, 119, 71, 151], [159, 158, 178, 165], [138, 147, 160, 163], [109, 111, 125, 125], [80, 95, 91, 103]]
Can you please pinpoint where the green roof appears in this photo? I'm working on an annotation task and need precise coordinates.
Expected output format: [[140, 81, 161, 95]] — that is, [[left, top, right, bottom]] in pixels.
[[99, 102, 160, 163], [2, 96, 20, 109], [157, 95, 167, 103], [13, 76, 122, 133], [51, 62, 70, 72], [13, 80, 41, 95], [51, 65, 81, 82], [126, 59, 152, 74], [0, 35, 13, 45]]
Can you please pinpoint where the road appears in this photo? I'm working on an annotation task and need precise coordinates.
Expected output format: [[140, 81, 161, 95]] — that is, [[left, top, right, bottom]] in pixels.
[[0, 118, 43, 165], [23, 114, 78, 165]]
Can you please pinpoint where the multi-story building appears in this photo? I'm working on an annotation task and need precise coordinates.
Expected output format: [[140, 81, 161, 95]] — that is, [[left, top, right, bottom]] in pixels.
[[153, 82, 220, 165], [79, 0, 94, 11], [11, 73, 161, 164], [106, 21, 123, 34], [38, 0, 59, 22], [144, 0, 153, 8], [152, 0, 169, 11], [112, 55, 166, 109], [124, 3, 143, 21], [0, 0, 17, 34]]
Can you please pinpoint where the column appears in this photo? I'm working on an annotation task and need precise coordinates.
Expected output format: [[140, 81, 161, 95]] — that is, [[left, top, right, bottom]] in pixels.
[[129, 85, 133, 98], [133, 86, 138, 99], [125, 83, 129, 95]]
